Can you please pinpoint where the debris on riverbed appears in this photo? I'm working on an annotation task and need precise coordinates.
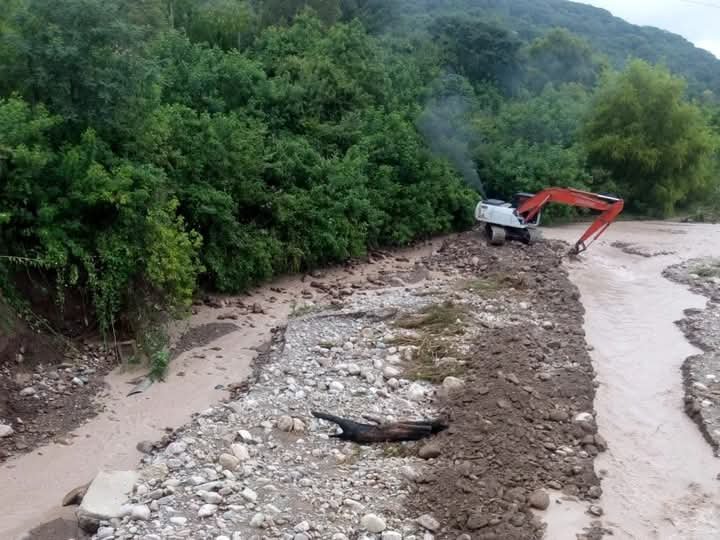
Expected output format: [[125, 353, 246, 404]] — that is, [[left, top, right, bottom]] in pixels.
[[0, 331, 117, 462], [89, 232, 602, 540], [311, 411, 448, 443], [611, 241, 675, 258], [665, 258, 720, 453]]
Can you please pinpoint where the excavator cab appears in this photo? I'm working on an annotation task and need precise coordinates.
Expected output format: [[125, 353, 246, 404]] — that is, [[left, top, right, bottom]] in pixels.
[[512, 193, 541, 225]]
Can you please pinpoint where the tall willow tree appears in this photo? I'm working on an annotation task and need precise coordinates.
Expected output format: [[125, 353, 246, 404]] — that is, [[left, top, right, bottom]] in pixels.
[[585, 60, 718, 216]]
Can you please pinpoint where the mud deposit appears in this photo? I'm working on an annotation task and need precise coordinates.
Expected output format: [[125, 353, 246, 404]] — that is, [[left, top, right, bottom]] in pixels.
[[405, 236, 602, 539], [0, 311, 118, 463]]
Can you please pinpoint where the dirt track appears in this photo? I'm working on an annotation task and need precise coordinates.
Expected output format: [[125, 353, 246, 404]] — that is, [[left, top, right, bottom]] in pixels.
[[402, 235, 603, 539]]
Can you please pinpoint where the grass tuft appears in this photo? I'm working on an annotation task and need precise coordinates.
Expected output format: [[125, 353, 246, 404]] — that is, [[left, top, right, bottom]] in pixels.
[[395, 301, 467, 334]]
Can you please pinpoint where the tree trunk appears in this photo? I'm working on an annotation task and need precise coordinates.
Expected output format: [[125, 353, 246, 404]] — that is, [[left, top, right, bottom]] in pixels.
[[312, 411, 447, 444]]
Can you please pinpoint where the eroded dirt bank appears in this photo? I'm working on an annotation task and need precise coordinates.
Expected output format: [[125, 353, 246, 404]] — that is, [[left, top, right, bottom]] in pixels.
[[547, 222, 720, 539], [47, 232, 603, 540]]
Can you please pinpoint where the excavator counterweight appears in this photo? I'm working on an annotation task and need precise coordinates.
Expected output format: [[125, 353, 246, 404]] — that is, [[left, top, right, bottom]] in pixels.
[[475, 187, 624, 254]]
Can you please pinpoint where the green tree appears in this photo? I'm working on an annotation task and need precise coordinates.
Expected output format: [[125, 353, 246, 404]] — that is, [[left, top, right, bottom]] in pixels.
[[1, 0, 157, 137], [259, 0, 341, 27], [473, 85, 592, 204], [523, 29, 605, 93], [428, 16, 521, 91], [148, 31, 267, 113], [339, 0, 399, 32], [156, 0, 258, 49], [584, 60, 718, 216]]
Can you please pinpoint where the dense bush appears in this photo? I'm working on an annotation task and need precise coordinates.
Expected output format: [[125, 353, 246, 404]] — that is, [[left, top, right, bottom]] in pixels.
[[0, 4, 475, 339], [0, 0, 718, 357]]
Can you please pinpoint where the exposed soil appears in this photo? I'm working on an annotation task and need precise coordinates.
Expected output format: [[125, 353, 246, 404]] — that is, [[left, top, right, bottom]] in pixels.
[[405, 234, 602, 539], [0, 306, 117, 463], [1, 231, 608, 540], [169, 322, 241, 358]]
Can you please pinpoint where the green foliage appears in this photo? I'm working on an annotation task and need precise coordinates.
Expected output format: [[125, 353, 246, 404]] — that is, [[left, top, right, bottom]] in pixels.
[[395, 0, 720, 97], [523, 29, 605, 93], [428, 16, 521, 90], [474, 84, 592, 215], [260, 0, 342, 27], [145, 199, 204, 312], [1, 4, 479, 353], [3, 0, 720, 377], [339, 0, 400, 33], [185, 0, 257, 49], [1, 0, 158, 137], [584, 61, 718, 216]]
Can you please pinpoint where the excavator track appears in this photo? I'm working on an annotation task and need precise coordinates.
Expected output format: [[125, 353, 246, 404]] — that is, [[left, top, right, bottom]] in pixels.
[[525, 227, 542, 245], [488, 225, 507, 246]]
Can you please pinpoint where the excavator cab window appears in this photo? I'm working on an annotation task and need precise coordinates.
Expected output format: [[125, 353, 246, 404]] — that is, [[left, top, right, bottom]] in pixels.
[[513, 192, 541, 225]]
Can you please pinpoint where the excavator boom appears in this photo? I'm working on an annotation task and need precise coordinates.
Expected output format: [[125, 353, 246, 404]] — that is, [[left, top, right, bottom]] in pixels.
[[516, 188, 624, 254]]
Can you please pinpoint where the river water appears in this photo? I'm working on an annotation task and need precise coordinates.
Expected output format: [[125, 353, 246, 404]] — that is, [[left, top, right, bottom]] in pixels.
[[546, 221, 720, 539]]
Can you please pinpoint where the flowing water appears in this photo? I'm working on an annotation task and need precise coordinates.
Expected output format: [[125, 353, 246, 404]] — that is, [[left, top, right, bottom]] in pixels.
[[546, 221, 720, 539]]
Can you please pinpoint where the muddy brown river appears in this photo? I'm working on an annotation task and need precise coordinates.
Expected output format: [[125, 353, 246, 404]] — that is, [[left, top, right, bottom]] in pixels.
[[1, 223, 720, 539], [547, 221, 720, 539]]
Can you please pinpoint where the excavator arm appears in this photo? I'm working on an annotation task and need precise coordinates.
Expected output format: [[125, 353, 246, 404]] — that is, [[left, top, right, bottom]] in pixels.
[[516, 188, 624, 254]]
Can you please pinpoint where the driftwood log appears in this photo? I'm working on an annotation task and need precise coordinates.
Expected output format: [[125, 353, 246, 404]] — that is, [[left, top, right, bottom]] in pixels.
[[312, 411, 448, 443]]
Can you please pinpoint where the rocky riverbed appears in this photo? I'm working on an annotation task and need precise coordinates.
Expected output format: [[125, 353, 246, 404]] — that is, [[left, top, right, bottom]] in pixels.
[[664, 258, 720, 454], [67, 232, 604, 540]]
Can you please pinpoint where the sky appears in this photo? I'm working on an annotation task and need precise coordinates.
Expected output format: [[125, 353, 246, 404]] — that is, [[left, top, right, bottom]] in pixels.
[[578, 0, 720, 58]]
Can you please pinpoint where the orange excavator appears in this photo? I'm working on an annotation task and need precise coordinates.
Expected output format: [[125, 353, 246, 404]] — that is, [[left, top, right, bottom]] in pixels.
[[474, 187, 624, 254]]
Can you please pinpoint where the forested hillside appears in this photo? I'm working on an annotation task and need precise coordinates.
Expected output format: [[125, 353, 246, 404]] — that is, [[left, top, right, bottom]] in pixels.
[[1, 0, 718, 366], [397, 0, 720, 95]]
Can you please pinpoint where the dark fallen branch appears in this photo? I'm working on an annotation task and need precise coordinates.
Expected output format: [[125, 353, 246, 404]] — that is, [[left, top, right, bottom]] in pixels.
[[312, 411, 448, 443]]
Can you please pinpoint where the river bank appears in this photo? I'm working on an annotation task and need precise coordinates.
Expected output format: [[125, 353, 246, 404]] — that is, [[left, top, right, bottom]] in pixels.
[[664, 258, 720, 454], [3, 231, 607, 540], [1, 241, 442, 539], [5, 221, 720, 540]]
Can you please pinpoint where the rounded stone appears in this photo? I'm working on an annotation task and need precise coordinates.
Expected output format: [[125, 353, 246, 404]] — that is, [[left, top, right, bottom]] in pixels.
[[529, 490, 550, 510], [361, 513, 387, 533]]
